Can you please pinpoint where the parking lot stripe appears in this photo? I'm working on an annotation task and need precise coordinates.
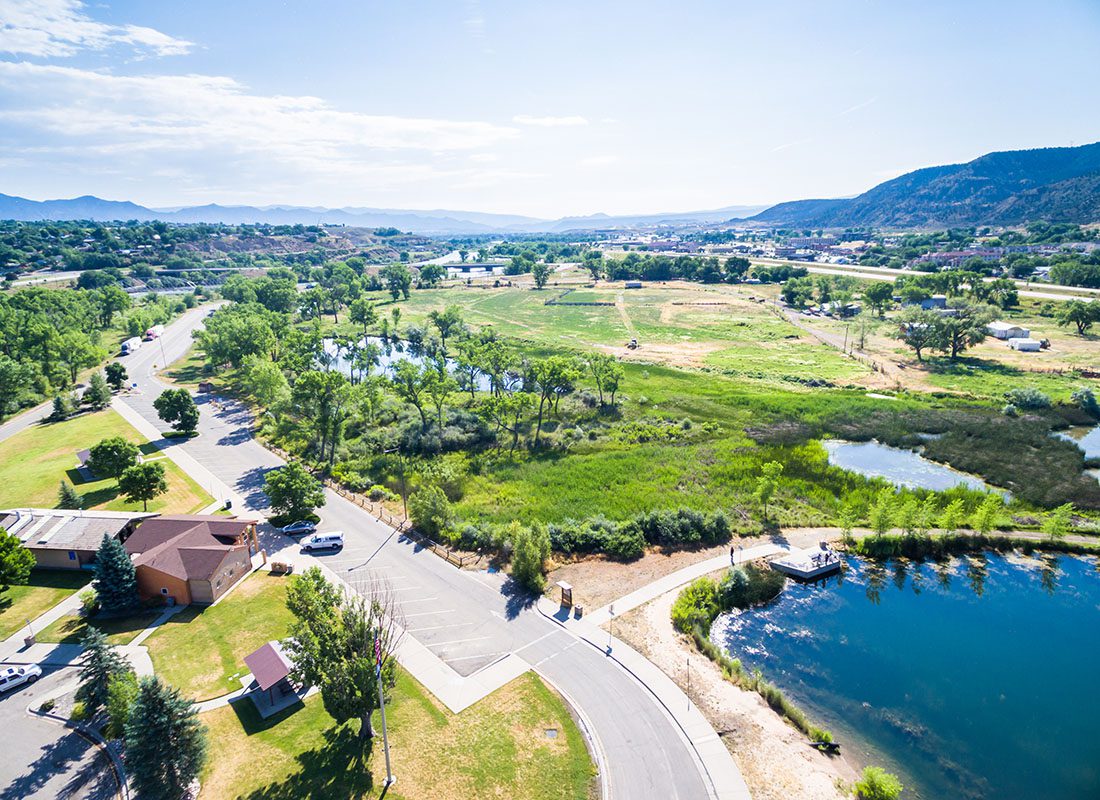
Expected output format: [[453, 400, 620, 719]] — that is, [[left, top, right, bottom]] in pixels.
[[403, 609, 455, 618], [406, 622, 472, 633], [428, 635, 493, 647], [397, 596, 438, 604], [443, 651, 508, 663]]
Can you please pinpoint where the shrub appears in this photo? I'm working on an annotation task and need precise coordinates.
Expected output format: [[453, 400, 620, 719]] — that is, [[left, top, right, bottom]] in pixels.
[[604, 523, 646, 560], [368, 484, 395, 502], [671, 577, 719, 633], [70, 700, 88, 721], [409, 484, 453, 540], [718, 565, 785, 609], [1001, 403, 1018, 417], [1004, 387, 1051, 410], [1073, 387, 1100, 419], [78, 588, 99, 615], [510, 522, 550, 591], [854, 766, 903, 800]]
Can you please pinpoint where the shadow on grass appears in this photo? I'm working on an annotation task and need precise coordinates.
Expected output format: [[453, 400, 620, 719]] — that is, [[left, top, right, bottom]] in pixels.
[[43, 609, 161, 645], [231, 700, 375, 800]]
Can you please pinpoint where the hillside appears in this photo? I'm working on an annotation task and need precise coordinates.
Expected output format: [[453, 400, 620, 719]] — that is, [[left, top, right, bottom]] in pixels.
[[749, 141, 1100, 229]]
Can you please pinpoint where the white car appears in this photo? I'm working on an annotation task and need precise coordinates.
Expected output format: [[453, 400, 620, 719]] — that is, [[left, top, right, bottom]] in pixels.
[[0, 663, 42, 693], [301, 531, 344, 552], [281, 520, 318, 536]]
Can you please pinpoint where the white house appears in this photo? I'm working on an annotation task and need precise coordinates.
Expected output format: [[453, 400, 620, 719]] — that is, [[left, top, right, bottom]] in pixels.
[[988, 321, 1029, 340]]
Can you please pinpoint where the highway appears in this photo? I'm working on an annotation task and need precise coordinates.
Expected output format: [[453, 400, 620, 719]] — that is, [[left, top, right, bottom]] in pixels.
[[115, 306, 720, 800]]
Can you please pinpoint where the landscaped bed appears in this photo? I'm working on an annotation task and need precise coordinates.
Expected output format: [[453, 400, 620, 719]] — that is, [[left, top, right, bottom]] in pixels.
[[198, 670, 596, 800]]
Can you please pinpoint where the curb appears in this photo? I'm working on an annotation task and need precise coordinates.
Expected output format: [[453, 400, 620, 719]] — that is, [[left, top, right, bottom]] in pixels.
[[536, 600, 724, 800], [530, 666, 611, 800], [26, 704, 129, 800]]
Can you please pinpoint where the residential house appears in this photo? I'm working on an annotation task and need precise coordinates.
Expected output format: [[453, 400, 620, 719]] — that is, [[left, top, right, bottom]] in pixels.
[[124, 515, 260, 605]]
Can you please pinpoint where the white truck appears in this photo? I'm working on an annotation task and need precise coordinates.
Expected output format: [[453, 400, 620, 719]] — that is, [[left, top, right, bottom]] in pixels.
[[121, 336, 143, 355], [143, 324, 165, 341]]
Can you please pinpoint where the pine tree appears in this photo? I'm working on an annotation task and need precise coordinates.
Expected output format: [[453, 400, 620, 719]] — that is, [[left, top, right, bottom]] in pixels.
[[51, 393, 73, 421], [77, 627, 133, 713], [125, 676, 207, 800], [92, 533, 138, 614], [86, 372, 112, 410], [58, 480, 82, 509]]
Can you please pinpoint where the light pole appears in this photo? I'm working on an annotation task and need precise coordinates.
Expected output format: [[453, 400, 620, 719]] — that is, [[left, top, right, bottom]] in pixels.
[[607, 604, 615, 651], [374, 637, 395, 787]]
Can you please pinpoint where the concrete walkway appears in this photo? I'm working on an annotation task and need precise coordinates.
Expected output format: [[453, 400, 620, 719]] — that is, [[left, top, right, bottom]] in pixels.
[[0, 587, 87, 662], [583, 543, 789, 627], [537, 597, 752, 800]]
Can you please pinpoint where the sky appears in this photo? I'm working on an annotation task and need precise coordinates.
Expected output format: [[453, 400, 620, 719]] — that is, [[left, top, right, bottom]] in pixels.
[[0, 0, 1099, 219]]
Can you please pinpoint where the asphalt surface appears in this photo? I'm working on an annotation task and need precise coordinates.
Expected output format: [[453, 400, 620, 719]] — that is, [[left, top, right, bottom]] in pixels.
[[0, 667, 119, 800], [117, 306, 715, 800]]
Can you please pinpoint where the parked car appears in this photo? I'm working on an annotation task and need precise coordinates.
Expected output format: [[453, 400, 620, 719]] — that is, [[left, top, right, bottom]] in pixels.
[[300, 531, 344, 552], [281, 520, 318, 535], [0, 663, 42, 693]]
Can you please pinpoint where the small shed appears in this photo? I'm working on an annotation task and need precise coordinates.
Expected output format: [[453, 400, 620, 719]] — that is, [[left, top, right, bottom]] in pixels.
[[624, 280, 643, 289], [244, 640, 295, 703], [1009, 337, 1041, 352], [988, 321, 1029, 340]]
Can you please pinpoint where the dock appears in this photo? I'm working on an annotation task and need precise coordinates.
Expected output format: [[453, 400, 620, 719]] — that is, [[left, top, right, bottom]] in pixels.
[[769, 544, 842, 580]]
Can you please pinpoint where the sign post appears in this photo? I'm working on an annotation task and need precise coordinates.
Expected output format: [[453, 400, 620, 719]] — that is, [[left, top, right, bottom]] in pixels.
[[375, 637, 395, 787]]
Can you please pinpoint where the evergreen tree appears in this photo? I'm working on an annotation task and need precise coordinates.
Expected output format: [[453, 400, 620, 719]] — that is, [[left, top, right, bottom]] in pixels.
[[92, 533, 138, 614], [77, 627, 133, 713], [58, 480, 82, 509], [86, 372, 112, 410], [105, 362, 128, 391], [125, 677, 207, 800], [51, 393, 74, 421]]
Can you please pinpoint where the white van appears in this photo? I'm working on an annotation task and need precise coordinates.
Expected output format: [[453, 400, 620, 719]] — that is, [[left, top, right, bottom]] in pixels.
[[301, 531, 344, 552], [121, 336, 142, 355], [144, 324, 165, 341]]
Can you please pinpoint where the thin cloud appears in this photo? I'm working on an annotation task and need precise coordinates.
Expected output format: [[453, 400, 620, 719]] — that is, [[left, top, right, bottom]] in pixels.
[[512, 114, 589, 127], [837, 96, 878, 117], [0, 0, 192, 57], [770, 137, 813, 153]]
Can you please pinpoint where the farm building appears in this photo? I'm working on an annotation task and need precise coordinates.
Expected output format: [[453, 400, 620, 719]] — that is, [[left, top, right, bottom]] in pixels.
[[1009, 337, 1042, 352], [988, 321, 1030, 340]]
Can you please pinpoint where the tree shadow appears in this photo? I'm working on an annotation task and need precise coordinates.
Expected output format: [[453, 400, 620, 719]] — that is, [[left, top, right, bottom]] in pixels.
[[500, 577, 537, 620], [0, 725, 116, 800], [237, 466, 277, 511]]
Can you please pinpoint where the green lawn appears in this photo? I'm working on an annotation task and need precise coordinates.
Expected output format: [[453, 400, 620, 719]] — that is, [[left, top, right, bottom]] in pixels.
[[145, 572, 294, 700], [199, 670, 595, 800], [0, 569, 90, 640], [36, 608, 163, 645], [0, 408, 212, 513]]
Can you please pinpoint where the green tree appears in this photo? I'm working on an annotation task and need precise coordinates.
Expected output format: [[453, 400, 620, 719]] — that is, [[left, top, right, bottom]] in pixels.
[[1055, 299, 1100, 335], [895, 496, 919, 535], [854, 766, 903, 800], [380, 263, 412, 301], [868, 488, 895, 535], [0, 528, 35, 592], [391, 360, 432, 431], [105, 361, 128, 391], [480, 391, 534, 452], [863, 282, 895, 317], [241, 356, 290, 408], [292, 370, 353, 466], [509, 521, 551, 591], [58, 480, 82, 509], [348, 297, 378, 334], [934, 301, 996, 358], [51, 392, 76, 421], [532, 261, 551, 289], [153, 388, 199, 434], [418, 263, 446, 286], [530, 356, 582, 445], [755, 461, 783, 522], [409, 484, 453, 539], [77, 627, 134, 713], [970, 493, 1003, 535], [119, 462, 167, 511], [59, 331, 106, 385], [86, 372, 112, 410], [284, 568, 400, 742], [588, 353, 624, 406], [93, 533, 138, 613], [125, 676, 208, 800], [915, 495, 938, 536], [87, 436, 140, 480], [1042, 502, 1074, 541], [106, 670, 139, 739], [938, 498, 966, 534], [427, 306, 465, 357], [264, 461, 326, 521], [892, 307, 940, 361]]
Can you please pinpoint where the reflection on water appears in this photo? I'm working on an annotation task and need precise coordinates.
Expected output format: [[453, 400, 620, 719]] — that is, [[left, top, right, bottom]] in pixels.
[[823, 439, 999, 493], [322, 336, 493, 391], [1056, 425, 1100, 459], [712, 554, 1100, 800]]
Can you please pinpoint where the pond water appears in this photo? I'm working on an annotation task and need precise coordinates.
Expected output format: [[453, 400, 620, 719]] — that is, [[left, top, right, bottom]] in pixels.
[[1056, 425, 1100, 459], [322, 336, 492, 391], [712, 554, 1100, 800], [822, 439, 997, 493]]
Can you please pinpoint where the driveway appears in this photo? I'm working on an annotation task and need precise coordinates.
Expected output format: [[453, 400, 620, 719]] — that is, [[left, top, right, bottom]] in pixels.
[[0, 667, 120, 800]]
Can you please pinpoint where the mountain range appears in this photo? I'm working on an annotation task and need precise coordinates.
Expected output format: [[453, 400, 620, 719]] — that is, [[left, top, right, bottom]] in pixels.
[[747, 141, 1100, 229], [2, 141, 1098, 233], [0, 193, 766, 236]]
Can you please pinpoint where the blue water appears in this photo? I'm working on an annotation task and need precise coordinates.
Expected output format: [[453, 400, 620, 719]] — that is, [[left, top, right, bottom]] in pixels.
[[712, 555, 1100, 800], [822, 439, 998, 493], [323, 336, 493, 391]]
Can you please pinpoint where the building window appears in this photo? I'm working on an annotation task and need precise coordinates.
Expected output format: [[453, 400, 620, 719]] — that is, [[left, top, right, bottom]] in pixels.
[[68, 551, 76, 561], [161, 588, 169, 595]]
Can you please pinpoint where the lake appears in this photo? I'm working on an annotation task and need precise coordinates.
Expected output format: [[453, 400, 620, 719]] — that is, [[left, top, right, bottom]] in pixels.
[[822, 439, 998, 493], [322, 336, 492, 391], [712, 554, 1100, 799]]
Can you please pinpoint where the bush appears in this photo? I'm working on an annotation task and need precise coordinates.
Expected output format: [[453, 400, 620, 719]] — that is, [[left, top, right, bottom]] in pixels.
[[368, 484, 396, 502], [854, 766, 903, 800], [671, 577, 719, 633], [718, 565, 785, 610], [409, 484, 453, 540], [78, 588, 99, 615], [39, 699, 56, 713], [634, 508, 732, 548], [510, 522, 550, 591], [70, 700, 88, 721], [1004, 387, 1051, 410]]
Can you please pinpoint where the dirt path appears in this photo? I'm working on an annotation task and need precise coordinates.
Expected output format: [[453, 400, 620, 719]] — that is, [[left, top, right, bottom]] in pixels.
[[614, 292, 637, 339], [779, 305, 904, 382]]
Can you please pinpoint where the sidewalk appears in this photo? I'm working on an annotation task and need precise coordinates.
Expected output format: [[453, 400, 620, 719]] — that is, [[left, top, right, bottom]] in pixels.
[[584, 543, 789, 627], [537, 596, 752, 800], [0, 587, 88, 662]]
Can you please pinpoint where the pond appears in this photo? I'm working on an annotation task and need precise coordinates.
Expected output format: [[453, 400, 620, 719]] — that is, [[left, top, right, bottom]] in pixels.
[[322, 336, 492, 391], [1056, 425, 1100, 459], [712, 554, 1100, 800], [822, 439, 998, 493]]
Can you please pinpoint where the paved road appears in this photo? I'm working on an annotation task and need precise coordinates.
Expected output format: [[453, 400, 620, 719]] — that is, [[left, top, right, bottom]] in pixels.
[[0, 668, 120, 800], [118, 307, 718, 800]]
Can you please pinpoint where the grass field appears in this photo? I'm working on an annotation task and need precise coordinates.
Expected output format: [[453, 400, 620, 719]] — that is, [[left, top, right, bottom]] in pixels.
[[145, 571, 294, 700], [199, 670, 595, 800], [0, 408, 212, 513], [0, 569, 90, 640], [36, 607, 163, 645]]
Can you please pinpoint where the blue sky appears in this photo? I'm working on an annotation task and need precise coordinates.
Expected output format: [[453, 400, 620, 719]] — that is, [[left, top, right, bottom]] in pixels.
[[1, 0, 1098, 217]]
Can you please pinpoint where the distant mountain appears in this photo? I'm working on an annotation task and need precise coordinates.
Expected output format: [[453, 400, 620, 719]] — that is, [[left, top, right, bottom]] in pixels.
[[748, 141, 1100, 229], [0, 193, 766, 235]]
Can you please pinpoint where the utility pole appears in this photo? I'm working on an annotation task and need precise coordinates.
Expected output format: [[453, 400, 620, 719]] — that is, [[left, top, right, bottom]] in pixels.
[[375, 637, 395, 787], [607, 604, 615, 650]]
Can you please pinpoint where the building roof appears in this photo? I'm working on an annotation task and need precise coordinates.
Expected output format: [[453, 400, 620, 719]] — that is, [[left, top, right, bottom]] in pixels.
[[125, 515, 254, 583], [0, 508, 152, 552], [244, 640, 293, 691]]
